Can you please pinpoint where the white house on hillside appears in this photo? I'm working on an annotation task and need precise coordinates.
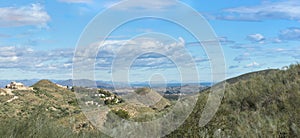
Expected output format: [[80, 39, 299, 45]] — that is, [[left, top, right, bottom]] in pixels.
[[6, 81, 25, 89], [5, 81, 33, 90]]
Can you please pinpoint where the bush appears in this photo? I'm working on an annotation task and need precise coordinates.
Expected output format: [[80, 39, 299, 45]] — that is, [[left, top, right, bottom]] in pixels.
[[98, 89, 111, 97], [111, 109, 130, 119]]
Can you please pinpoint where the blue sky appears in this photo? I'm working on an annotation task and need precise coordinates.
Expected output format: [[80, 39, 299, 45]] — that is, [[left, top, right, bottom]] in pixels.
[[0, 0, 299, 83]]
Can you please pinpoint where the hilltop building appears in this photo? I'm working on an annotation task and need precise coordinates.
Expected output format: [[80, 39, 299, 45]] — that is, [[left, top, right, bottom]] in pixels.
[[6, 81, 25, 89], [56, 84, 68, 89], [5, 81, 33, 90]]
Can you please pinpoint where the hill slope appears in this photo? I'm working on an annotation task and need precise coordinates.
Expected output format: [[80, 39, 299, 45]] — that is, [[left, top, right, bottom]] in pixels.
[[0, 80, 108, 137], [166, 64, 300, 137], [1, 65, 300, 137]]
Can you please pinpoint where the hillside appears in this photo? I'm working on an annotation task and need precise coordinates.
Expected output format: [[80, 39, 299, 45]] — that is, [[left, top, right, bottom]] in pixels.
[[166, 64, 300, 137], [0, 80, 171, 137], [110, 87, 171, 122], [0, 80, 108, 137], [1, 64, 300, 137]]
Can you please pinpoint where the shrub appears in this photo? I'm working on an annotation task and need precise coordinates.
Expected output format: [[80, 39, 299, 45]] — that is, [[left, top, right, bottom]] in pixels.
[[111, 109, 130, 119]]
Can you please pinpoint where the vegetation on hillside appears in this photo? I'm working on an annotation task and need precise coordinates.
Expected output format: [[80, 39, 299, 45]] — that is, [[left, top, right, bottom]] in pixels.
[[0, 80, 107, 137], [166, 64, 300, 137], [0, 64, 300, 137], [0, 107, 108, 138], [111, 109, 130, 119]]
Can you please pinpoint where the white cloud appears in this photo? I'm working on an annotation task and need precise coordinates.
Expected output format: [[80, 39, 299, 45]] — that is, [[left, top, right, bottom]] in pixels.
[[275, 48, 285, 52], [110, 37, 193, 68], [0, 37, 207, 78], [0, 46, 73, 74], [0, 47, 17, 57], [272, 47, 300, 60], [0, 3, 50, 27], [58, 0, 92, 4], [246, 33, 265, 43], [74, 36, 206, 71], [216, 0, 300, 21], [0, 56, 18, 63], [245, 61, 260, 68], [279, 27, 300, 41], [271, 38, 283, 43]]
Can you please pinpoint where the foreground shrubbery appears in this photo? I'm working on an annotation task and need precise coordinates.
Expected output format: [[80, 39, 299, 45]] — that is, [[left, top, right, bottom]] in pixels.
[[0, 113, 108, 138], [166, 64, 300, 137]]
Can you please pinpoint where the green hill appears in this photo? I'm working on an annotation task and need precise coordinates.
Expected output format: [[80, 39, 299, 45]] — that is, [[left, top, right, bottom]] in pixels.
[[111, 87, 171, 122], [0, 80, 108, 137], [166, 64, 300, 137], [1, 64, 300, 137]]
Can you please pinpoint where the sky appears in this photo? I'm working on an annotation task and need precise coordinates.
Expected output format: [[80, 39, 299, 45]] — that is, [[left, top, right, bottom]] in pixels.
[[0, 0, 299, 83]]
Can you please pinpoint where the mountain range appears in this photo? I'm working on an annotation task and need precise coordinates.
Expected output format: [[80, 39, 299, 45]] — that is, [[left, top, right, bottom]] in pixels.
[[0, 79, 212, 89]]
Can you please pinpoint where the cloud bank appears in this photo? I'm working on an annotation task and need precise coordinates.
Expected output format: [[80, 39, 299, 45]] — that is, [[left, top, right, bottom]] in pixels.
[[0, 3, 50, 27]]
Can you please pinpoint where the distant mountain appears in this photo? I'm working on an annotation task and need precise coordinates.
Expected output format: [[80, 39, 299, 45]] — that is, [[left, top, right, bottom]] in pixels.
[[55, 79, 95, 88], [0, 79, 212, 90], [0, 79, 113, 89], [129, 82, 213, 88], [54, 79, 113, 88]]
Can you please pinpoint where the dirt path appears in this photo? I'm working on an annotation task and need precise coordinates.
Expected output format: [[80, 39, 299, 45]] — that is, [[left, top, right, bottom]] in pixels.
[[6, 96, 19, 103]]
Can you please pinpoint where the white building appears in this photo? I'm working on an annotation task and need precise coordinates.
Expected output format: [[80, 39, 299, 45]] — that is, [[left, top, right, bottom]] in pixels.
[[6, 82, 25, 89], [5, 81, 33, 90]]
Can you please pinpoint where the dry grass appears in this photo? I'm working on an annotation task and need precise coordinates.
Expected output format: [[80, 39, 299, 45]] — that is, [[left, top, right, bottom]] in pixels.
[[167, 64, 300, 137]]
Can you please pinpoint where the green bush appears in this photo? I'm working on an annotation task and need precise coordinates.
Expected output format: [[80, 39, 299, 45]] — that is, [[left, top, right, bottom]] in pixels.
[[111, 109, 130, 119], [98, 89, 111, 97]]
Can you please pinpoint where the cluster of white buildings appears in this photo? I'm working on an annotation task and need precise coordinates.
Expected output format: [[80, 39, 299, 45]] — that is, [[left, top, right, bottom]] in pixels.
[[84, 91, 122, 106], [85, 101, 100, 106], [0, 81, 33, 96], [94, 93, 105, 97], [5, 81, 33, 90], [56, 84, 68, 89]]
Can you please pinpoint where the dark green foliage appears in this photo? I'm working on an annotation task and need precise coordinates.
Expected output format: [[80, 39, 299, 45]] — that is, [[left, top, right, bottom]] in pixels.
[[135, 87, 150, 95], [163, 95, 179, 101], [33, 87, 54, 98], [104, 99, 112, 105], [104, 98, 122, 105], [111, 109, 130, 119], [98, 89, 111, 97], [67, 99, 78, 106]]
